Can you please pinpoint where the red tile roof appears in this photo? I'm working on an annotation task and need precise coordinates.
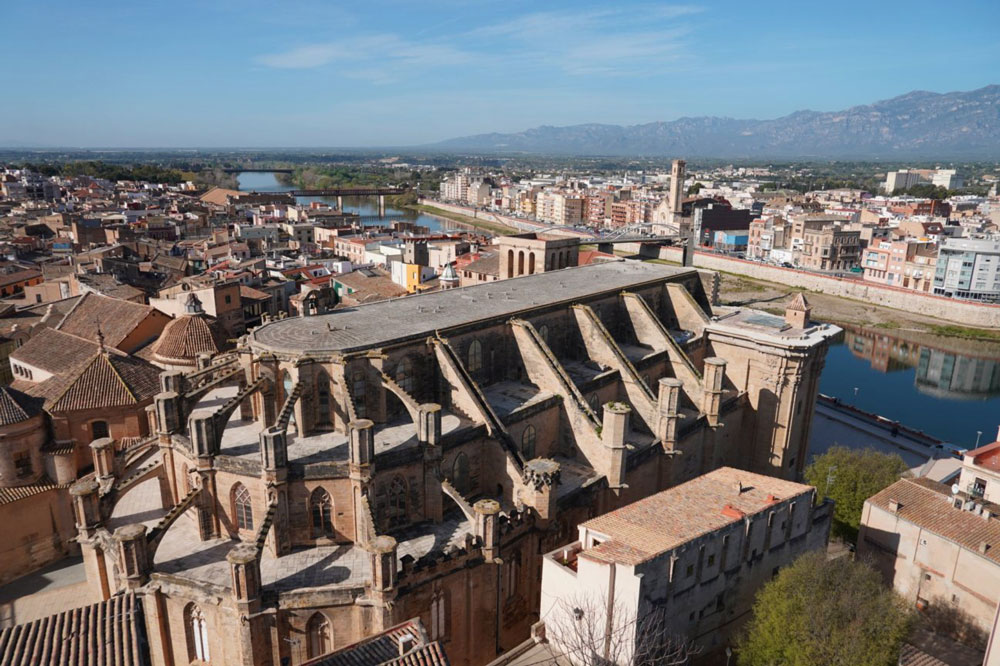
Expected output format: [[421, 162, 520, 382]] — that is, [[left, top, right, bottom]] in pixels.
[[581, 467, 814, 565], [0, 592, 148, 665], [867, 478, 1000, 565]]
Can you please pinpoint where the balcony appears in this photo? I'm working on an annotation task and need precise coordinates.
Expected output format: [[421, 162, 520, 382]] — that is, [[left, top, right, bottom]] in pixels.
[[968, 483, 986, 499]]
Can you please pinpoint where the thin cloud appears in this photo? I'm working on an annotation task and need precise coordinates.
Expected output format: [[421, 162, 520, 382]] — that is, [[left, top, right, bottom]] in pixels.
[[255, 34, 472, 76]]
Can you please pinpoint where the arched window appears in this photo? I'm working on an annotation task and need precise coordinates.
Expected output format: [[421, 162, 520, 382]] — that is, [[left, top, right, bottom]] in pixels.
[[395, 358, 413, 394], [352, 370, 367, 418], [505, 551, 521, 599], [467, 339, 482, 373], [528, 252, 536, 275], [311, 487, 334, 537], [521, 425, 536, 459], [185, 603, 210, 663], [507, 250, 514, 278], [316, 372, 331, 426], [232, 483, 253, 531], [91, 420, 109, 440], [517, 250, 525, 276], [307, 612, 332, 658], [452, 453, 470, 495], [430, 590, 447, 640], [388, 476, 407, 528], [279, 371, 296, 427]]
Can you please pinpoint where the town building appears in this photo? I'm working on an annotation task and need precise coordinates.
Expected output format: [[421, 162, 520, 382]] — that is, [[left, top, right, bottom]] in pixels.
[[933, 236, 1000, 303], [538, 467, 832, 661], [60, 262, 837, 666], [859, 476, 1000, 637], [862, 239, 938, 292]]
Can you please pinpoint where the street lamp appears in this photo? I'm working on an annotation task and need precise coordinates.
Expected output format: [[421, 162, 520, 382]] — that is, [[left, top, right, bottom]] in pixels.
[[976, 431, 983, 448], [726, 647, 733, 666], [853, 387, 859, 400]]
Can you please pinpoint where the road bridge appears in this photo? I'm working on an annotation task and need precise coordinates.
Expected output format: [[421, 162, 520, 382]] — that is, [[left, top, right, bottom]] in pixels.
[[222, 168, 294, 173]]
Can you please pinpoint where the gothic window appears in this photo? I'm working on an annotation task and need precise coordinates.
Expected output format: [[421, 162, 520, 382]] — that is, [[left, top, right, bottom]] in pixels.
[[352, 370, 367, 418], [282, 372, 296, 426], [185, 603, 210, 663], [588, 393, 601, 415], [467, 339, 483, 373], [521, 425, 536, 459], [395, 358, 413, 394], [430, 590, 447, 640], [91, 420, 109, 440], [504, 551, 521, 599], [307, 612, 332, 658], [232, 483, 253, 531], [452, 452, 470, 495], [387, 475, 408, 528], [538, 324, 549, 344], [316, 372, 332, 426], [311, 487, 334, 537]]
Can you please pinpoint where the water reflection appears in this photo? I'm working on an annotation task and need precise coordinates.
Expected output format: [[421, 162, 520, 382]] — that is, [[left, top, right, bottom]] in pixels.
[[843, 326, 1000, 400]]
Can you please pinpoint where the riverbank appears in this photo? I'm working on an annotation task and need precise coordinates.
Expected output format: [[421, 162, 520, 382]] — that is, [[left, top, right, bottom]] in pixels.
[[713, 268, 1000, 342], [406, 204, 519, 236]]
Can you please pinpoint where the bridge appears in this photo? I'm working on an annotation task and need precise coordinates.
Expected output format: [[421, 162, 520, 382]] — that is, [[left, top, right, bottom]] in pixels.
[[222, 168, 293, 174], [289, 187, 408, 197]]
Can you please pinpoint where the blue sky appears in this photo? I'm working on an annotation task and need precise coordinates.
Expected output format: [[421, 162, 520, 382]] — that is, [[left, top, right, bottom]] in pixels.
[[2, 0, 998, 147]]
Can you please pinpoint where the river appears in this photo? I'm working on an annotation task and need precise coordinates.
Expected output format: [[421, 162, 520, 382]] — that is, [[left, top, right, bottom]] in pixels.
[[239, 172, 1000, 451], [237, 171, 464, 234], [818, 326, 1000, 449]]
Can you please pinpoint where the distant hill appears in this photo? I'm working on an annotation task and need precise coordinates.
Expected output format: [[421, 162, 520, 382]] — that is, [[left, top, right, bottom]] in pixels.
[[432, 85, 1000, 158]]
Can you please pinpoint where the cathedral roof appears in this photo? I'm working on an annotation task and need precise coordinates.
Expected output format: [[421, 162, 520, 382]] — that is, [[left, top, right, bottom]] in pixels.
[[56, 291, 162, 349], [41, 352, 161, 413], [307, 618, 449, 666], [150, 313, 223, 363], [0, 385, 43, 426]]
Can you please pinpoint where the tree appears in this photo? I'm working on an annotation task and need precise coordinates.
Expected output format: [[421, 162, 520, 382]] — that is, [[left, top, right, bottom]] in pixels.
[[738, 552, 911, 666], [549, 593, 698, 666], [686, 182, 703, 196], [805, 446, 908, 542]]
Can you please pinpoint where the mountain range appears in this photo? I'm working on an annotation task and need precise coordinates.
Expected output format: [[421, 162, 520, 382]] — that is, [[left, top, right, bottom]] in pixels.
[[431, 85, 1000, 158]]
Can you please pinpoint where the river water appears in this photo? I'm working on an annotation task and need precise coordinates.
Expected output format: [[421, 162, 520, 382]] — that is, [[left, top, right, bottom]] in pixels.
[[239, 172, 1000, 450], [237, 171, 456, 233]]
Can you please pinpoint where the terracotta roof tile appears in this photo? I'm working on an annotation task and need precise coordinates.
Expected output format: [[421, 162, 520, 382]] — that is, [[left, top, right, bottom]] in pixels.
[[581, 467, 815, 565], [0, 385, 43, 426], [10, 327, 99, 375], [866, 477, 1000, 565], [0, 592, 148, 665], [150, 314, 223, 362], [0, 476, 66, 506], [48, 353, 161, 412], [57, 292, 160, 348]]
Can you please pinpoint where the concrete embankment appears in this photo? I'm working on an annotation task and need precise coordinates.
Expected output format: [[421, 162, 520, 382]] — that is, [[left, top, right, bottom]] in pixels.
[[657, 246, 1000, 329]]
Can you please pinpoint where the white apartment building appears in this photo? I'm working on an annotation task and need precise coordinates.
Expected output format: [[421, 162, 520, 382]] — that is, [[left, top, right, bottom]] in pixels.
[[933, 236, 1000, 302], [540, 468, 831, 663], [535, 191, 584, 226]]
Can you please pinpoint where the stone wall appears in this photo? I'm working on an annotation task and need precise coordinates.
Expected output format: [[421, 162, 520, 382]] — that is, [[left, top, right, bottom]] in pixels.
[[660, 247, 1000, 329]]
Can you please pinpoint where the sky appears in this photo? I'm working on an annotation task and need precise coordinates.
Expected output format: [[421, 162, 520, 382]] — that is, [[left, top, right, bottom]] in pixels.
[[2, 0, 998, 148]]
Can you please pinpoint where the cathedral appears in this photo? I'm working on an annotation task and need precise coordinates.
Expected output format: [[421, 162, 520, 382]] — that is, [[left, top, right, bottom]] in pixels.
[[62, 260, 837, 665]]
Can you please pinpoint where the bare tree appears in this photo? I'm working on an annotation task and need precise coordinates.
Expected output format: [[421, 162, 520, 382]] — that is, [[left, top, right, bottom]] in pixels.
[[548, 593, 699, 666]]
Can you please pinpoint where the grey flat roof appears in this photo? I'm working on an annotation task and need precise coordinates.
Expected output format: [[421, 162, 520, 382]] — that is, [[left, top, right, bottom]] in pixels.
[[249, 261, 690, 354]]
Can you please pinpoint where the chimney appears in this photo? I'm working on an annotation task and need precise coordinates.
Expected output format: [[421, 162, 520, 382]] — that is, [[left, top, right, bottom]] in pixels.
[[888, 499, 901, 513], [398, 634, 416, 656], [980, 541, 991, 554]]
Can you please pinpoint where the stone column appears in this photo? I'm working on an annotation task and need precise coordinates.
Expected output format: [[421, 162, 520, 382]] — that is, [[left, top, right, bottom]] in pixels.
[[259, 426, 287, 472], [189, 413, 219, 458], [90, 437, 116, 487], [349, 419, 375, 473], [114, 524, 149, 590], [70, 478, 102, 538], [369, 535, 398, 605], [228, 544, 270, 666], [602, 402, 631, 490], [155, 392, 181, 435], [259, 426, 290, 556], [702, 358, 727, 427], [657, 378, 683, 452], [475, 499, 501, 563], [521, 459, 560, 524], [419, 404, 443, 523]]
